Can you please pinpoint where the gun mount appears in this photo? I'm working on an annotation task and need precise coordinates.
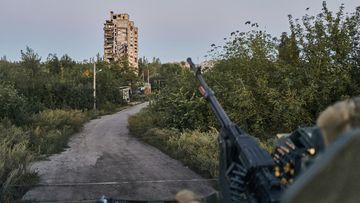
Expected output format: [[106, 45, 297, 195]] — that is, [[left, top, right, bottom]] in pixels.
[[187, 58, 283, 203]]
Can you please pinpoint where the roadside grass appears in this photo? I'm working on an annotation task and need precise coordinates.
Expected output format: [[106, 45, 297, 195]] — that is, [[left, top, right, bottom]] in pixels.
[[89, 102, 139, 120], [128, 108, 219, 177], [128, 107, 275, 178], [0, 103, 131, 202], [29, 109, 89, 155], [0, 109, 89, 202], [0, 122, 37, 203], [168, 129, 219, 177]]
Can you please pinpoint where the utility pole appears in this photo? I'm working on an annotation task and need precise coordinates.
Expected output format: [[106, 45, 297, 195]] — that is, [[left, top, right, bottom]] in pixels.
[[93, 62, 96, 110], [147, 68, 150, 83]]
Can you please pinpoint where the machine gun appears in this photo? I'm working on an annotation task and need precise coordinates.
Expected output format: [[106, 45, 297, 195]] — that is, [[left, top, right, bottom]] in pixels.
[[187, 58, 282, 203]]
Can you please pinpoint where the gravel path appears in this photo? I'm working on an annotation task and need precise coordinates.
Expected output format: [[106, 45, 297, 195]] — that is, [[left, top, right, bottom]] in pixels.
[[23, 103, 216, 202]]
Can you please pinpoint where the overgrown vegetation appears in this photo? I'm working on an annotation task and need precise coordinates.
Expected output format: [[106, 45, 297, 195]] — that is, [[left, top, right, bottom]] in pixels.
[[29, 110, 89, 155], [129, 3, 360, 177], [0, 49, 139, 201], [0, 110, 88, 202], [129, 109, 218, 177]]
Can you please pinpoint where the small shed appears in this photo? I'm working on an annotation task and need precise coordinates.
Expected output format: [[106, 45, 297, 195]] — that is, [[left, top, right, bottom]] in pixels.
[[119, 86, 131, 103]]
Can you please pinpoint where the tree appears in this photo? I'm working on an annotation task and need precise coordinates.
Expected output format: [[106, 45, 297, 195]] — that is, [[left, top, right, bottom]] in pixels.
[[278, 32, 299, 64], [287, 2, 360, 116], [46, 54, 61, 75], [60, 54, 75, 69], [20, 46, 41, 77], [138, 56, 149, 78], [0, 83, 28, 124], [147, 2, 360, 141]]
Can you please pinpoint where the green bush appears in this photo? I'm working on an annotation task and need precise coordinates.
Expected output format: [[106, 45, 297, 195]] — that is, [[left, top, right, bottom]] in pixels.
[[0, 109, 90, 202], [145, 4, 360, 141], [128, 108, 161, 136], [30, 109, 88, 154], [32, 109, 87, 132], [0, 83, 29, 125], [0, 48, 138, 201], [131, 94, 148, 102], [142, 128, 179, 150], [168, 129, 219, 177], [129, 110, 277, 178], [129, 110, 217, 176]]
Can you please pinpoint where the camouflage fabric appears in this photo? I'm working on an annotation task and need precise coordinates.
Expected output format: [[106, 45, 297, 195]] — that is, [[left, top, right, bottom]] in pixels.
[[317, 97, 360, 145]]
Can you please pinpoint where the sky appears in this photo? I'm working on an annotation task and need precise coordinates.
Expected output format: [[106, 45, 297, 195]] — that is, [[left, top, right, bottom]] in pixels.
[[0, 0, 359, 63]]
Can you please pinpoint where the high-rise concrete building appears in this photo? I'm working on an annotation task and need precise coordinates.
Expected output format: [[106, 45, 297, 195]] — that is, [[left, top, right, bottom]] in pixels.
[[104, 12, 138, 70]]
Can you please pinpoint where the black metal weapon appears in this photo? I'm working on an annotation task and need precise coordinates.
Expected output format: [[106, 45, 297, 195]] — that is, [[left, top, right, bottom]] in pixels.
[[187, 58, 282, 203], [272, 127, 325, 185]]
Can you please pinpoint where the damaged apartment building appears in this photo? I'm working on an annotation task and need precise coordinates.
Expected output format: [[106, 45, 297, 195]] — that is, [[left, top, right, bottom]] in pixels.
[[104, 12, 138, 71]]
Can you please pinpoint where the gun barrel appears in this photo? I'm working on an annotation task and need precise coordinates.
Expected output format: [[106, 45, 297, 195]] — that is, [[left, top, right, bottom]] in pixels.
[[187, 57, 282, 203], [187, 57, 232, 128]]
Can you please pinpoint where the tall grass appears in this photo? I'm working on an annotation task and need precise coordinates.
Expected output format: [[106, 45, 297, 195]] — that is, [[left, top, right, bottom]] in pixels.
[[30, 109, 88, 154], [129, 108, 275, 178], [168, 129, 219, 177], [129, 109, 219, 177], [0, 121, 36, 202], [0, 109, 89, 202]]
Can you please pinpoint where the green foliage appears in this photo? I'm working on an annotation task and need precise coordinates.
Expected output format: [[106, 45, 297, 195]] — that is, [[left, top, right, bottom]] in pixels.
[[128, 108, 161, 135], [32, 109, 87, 132], [0, 83, 29, 125], [29, 109, 88, 154], [1, 49, 138, 112], [0, 46, 138, 201], [0, 121, 36, 203], [0, 25, 139, 203], [129, 106, 275, 178], [95, 61, 138, 108], [0, 109, 89, 202], [128, 110, 218, 177], [135, 127, 219, 177], [145, 3, 360, 141], [286, 3, 360, 116], [149, 64, 215, 131], [278, 32, 299, 64], [60, 54, 75, 68], [129, 3, 360, 179], [138, 57, 161, 79], [142, 128, 179, 151], [46, 54, 61, 75], [0, 122, 32, 183], [168, 129, 219, 177], [20, 46, 41, 78]]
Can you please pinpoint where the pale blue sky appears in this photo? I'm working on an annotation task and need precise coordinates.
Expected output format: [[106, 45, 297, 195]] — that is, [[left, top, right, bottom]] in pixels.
[[0, 0, 358, 63]]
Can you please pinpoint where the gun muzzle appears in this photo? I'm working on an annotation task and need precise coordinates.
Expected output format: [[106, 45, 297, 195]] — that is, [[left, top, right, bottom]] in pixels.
[[187, 57, 197, 73]]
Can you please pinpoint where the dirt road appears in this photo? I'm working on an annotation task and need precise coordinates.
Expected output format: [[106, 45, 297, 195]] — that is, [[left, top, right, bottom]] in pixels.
[[23, 103, 216, 202]]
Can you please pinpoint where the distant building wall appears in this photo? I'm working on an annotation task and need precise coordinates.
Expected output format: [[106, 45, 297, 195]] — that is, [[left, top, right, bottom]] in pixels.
[[104, 12, 138, 72]]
